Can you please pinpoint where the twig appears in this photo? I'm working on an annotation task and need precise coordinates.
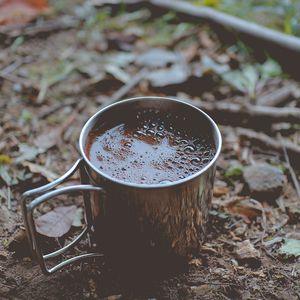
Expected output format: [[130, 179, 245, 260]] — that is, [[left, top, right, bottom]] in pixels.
[[0, 56, 33, 76], [7, 186, 11, 210], [236, 127, 300, 168], [38, 100, 77, 119], [98, 67, 148, 105], [0, 16, 79, 41], [190, 99, 300, 125], [278, 133, 300, 198], [257, 85, 298, 107], [250, 199, 267, 243]]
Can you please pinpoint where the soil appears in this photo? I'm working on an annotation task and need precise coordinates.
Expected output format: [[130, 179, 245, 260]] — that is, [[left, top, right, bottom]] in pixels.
[[1, 1, 300, 299]]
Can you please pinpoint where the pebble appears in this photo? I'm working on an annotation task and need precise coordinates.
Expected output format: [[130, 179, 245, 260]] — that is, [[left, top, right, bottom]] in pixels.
[[235, 240, 261, 267], [243, 163, 285, 201]]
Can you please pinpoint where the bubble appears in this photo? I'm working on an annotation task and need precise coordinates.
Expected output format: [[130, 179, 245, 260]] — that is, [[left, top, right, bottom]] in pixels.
[[204, 150, 210, 156], [135, 130, 146, 137], [146, 129, 155, 135], [121, 167, 126, 171], [156, 132, 165, 138], [143, 124, 148, 129], [180, 139, 188, 145], [184, 145, 196, 153], [202, 158, 210, 164], [159, 180, 172, 184], [157, 125, 164, 131], [191, 157, 201, 166]]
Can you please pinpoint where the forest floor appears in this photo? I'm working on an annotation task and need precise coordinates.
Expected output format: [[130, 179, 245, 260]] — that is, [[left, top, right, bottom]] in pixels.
[[0, 1, 300, 299]]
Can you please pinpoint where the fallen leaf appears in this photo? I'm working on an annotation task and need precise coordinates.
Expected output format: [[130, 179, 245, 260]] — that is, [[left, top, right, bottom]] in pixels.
[[72, 207, 83, 227], [15, 143, 41, 163], [137, 48, 179, 68], [235, 239, 261, 266], [0, 154, 12, 165], [105, 64, 130, 83], [0, 165, 12, 186], [22, 161, 59, 182], [224, 197, 262, 222], [0, 0, 48, 26], [222, 65, 258, 98], [278, 239, 300, 257], [213, 186, 229, 197], [147, 64, 190, 88], [34, 111, 77, 150], [35, 205, 77, 238], [260, 57, 282, 80], [201, 55, 230, 75]]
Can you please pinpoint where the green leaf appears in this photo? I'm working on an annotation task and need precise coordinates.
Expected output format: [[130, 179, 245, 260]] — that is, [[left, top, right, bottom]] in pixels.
[[279, 239, 300, 257], [202, 55, 230, 75], [224, 165, 244, 182], [260, 57, 282, 79], [0, 165, 12, 186]]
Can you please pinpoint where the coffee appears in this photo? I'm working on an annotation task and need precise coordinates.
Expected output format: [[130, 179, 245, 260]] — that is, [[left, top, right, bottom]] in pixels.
[[85, 108, 215, 184]]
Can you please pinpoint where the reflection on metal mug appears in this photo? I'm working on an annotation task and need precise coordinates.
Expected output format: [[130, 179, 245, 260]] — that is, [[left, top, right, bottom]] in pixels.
[[22, 97, 222, 275]]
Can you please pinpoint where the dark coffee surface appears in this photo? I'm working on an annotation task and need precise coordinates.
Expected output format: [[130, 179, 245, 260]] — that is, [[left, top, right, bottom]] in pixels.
[[85, 109, 215, 184]]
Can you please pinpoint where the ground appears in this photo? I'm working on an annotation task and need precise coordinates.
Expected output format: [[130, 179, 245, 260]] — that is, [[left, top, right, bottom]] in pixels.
[[0, 1, 300, 299]]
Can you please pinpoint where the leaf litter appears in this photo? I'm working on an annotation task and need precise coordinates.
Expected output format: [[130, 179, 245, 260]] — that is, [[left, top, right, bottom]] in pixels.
[[1, 0, 300, 299]]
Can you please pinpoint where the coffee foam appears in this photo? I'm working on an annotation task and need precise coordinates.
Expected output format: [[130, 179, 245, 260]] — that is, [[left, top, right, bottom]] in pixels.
[[86, 109, 215, 184]]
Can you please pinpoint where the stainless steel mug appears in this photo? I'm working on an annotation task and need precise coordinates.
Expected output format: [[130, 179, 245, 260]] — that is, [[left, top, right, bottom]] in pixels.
[[22, 97, 222, 275]]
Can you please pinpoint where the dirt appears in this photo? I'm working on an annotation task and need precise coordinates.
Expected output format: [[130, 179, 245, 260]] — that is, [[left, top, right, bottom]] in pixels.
[[1, 1, 300, 299]]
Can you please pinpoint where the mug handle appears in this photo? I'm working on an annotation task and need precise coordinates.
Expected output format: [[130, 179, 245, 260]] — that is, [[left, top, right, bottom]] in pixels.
[[22, 158, 105, 274]]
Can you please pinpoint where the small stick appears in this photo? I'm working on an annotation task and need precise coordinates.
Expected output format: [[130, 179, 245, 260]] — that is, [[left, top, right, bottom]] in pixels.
[[191, 99, 300, 125], [257, 85, 297, 107], [38, 100, 77, 119], [7, 186, 11, 210], [236, 127, 300, 168], [1, 16, 79, 40], [278, 133, 300, 198], [100, 67, 148, 105]]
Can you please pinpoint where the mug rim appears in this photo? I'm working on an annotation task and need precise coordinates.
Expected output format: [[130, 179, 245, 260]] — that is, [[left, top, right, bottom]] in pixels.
[[79, 96, 222, 189]]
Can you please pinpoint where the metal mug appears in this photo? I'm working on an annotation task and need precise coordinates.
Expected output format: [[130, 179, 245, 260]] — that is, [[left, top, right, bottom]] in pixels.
[[22, 96, 222, 275]]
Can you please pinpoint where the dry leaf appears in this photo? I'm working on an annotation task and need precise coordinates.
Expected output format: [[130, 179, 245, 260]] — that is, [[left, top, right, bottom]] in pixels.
[[224, 197, 262, 223], [34, 112, 77, 150], [22, 161, 59, 181], [213, 186, 229, 197], [235, 239, 261, 265], [35, 205, 77, 238], [0, 0, 48, 26], [34, 127, 62, 150]]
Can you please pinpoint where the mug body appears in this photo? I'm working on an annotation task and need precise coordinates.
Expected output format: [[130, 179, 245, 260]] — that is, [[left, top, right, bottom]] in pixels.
[[79, 97, 221, 271]]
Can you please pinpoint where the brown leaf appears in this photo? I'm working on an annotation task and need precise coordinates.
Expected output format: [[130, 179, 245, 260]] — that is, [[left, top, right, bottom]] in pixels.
[[235, 239, 261, 266], [34, 127, 62, 150], [34, 111, 77, 150], [224, 197, 262, 222], [35, 205, 77, 238], [0, 0, 48, 26], [213, 186, 229, 197], [22, 161, 59, 182]]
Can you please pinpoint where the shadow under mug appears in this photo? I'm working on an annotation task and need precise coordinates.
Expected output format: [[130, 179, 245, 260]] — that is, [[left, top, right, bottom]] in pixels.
[[22, 97, 222, 275]]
